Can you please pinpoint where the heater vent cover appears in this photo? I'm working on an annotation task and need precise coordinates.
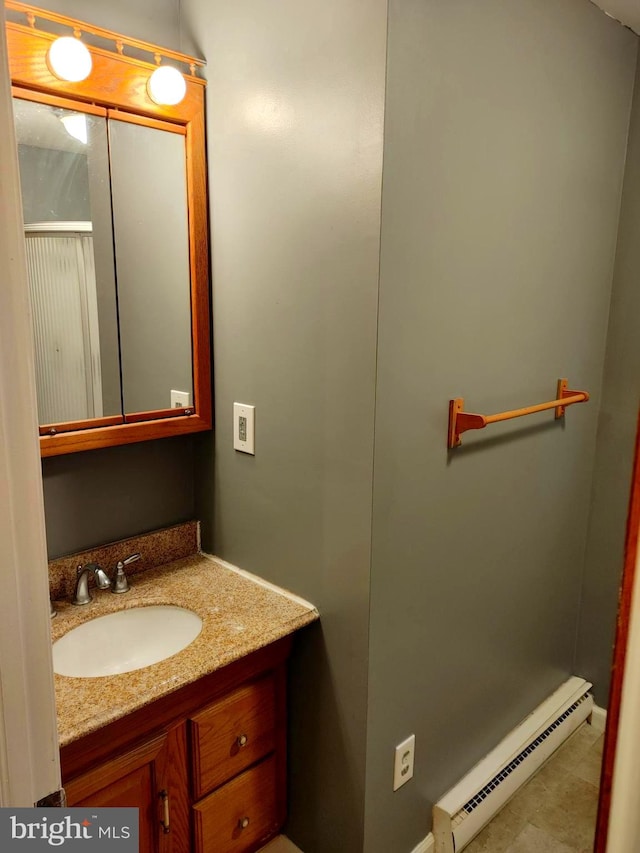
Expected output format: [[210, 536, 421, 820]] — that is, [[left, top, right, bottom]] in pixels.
[[461, 694, 589, 817], [433, 677, 594, 853]]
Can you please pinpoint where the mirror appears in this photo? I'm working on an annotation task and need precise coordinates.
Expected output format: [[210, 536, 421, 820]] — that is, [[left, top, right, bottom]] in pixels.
[[15, 97, 121, 425], [108, 119, 192, 415], [6, 3, 211, 456]]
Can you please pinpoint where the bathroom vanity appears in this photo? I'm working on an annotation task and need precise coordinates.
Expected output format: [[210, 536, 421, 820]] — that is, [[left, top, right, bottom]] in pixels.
[[62, 639, 290, 853], [51, 545, 318, 853]]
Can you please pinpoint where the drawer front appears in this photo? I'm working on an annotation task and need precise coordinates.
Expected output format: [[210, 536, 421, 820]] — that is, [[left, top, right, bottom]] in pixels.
[[193, 756, 278, 853], [190, 674, 276, 798]]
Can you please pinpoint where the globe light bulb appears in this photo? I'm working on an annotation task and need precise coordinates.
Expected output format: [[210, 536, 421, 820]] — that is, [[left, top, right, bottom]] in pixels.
[[47, 36, 92, 83], [147, 65, 187, 106]]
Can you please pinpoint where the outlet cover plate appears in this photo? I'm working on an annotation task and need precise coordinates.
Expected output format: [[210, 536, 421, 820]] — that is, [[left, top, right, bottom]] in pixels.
[[393, 734, 415, 791]]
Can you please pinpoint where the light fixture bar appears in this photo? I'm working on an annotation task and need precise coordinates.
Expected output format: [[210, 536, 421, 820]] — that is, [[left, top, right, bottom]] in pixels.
[[5, 0, 205, 73]]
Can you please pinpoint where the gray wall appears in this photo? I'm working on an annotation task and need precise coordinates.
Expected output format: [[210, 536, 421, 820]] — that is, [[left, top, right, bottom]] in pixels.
[[364, 2, 637, 851], [17, 146, 90, 223], [179, 1, 387, 850], [33, 0, 181, 51], [35, 0, 196, 559], [42, 436, 195, 558], [576, 57, 640, 706], [85, 119, 121, 417]]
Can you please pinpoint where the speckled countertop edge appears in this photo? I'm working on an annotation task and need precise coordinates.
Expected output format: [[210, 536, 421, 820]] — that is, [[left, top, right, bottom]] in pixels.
[[52, 553, 319, 747]]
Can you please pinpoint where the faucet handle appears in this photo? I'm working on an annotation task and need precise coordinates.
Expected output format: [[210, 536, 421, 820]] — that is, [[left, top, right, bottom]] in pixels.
[[111, 553, 140, 594]]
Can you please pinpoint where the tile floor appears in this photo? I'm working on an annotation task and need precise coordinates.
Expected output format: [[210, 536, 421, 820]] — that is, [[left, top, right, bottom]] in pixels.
[[465, 721, 604, 853], [259, 836, 303, 853], [258, 722, 603, 853]]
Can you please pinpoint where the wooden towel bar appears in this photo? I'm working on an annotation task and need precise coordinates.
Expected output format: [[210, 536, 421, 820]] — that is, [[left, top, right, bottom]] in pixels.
[[448, 379, 589, 448]]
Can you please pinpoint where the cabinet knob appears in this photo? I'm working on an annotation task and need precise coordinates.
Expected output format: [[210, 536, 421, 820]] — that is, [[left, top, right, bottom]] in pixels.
[[238, 816, 250, 830], [236, 734, 248, 747]]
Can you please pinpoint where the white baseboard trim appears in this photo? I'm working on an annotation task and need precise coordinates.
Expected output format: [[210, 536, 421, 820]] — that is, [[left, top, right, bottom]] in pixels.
[[589, 704, 607, 734], [411, 832, 435, 853], [433, 678, 593, 853]]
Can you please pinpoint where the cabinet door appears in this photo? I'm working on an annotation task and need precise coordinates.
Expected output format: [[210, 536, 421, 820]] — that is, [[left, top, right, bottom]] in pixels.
[[65, 725, 189, 853]]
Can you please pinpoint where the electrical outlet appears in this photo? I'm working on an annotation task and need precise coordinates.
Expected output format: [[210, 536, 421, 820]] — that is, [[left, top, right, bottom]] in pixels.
[[393, 735, 415, 791], [233, 403, 255, 454]]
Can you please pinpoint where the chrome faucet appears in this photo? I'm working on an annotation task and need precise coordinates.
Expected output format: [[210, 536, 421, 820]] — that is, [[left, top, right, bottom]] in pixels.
[[73, 562, 111, 606], [111, 553, 141, 594]]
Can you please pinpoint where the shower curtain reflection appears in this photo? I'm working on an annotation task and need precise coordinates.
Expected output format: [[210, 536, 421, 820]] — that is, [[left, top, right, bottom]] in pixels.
[[25, 225, 103, 425]]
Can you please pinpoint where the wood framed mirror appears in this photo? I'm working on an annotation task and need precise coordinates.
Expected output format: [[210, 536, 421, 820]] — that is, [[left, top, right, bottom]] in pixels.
[[5, 1, 211, 456]]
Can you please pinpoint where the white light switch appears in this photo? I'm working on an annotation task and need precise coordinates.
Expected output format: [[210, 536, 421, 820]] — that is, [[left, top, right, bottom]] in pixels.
[[233, 403, 255, 454]]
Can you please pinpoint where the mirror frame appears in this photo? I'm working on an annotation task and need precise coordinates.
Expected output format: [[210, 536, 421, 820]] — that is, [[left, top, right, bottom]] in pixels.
[[594, 412, 640, 850], [6, 2, 212, 456]]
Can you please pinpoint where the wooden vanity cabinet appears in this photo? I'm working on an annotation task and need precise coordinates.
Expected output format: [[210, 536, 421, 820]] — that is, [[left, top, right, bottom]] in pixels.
[[65, 725, 189, 853], [60, 638, 291, 853]]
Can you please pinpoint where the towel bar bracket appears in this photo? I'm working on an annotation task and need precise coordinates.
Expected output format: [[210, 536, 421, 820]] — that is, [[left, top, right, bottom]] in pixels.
[[555, 378, 587, 419], [448, 399, 486, 449]]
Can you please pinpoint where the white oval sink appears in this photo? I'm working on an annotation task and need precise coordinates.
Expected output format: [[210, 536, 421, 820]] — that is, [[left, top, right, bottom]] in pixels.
[[53, 605, 203, 678]]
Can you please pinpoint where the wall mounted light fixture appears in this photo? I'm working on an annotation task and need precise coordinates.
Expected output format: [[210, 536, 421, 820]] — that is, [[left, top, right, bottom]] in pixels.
[[46, 35, 92, 82], [147, 65, 187, 106], [6, 0, 205, 110]]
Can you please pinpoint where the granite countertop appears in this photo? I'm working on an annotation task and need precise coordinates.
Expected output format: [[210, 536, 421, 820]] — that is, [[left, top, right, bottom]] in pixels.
[[52, 553, 319, 747]]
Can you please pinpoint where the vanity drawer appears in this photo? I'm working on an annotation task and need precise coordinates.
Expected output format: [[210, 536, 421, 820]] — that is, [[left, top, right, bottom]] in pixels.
[[190, 674, 276, 798], [193, 755, 278, 853]]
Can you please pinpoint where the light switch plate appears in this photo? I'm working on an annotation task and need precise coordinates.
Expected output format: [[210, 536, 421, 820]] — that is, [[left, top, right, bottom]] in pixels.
[[233, 403, 255, 454], [171, 390, 191, 409]]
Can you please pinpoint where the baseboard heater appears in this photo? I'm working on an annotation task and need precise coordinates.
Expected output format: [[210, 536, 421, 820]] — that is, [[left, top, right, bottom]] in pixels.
[[433, 676, 593, 853]]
